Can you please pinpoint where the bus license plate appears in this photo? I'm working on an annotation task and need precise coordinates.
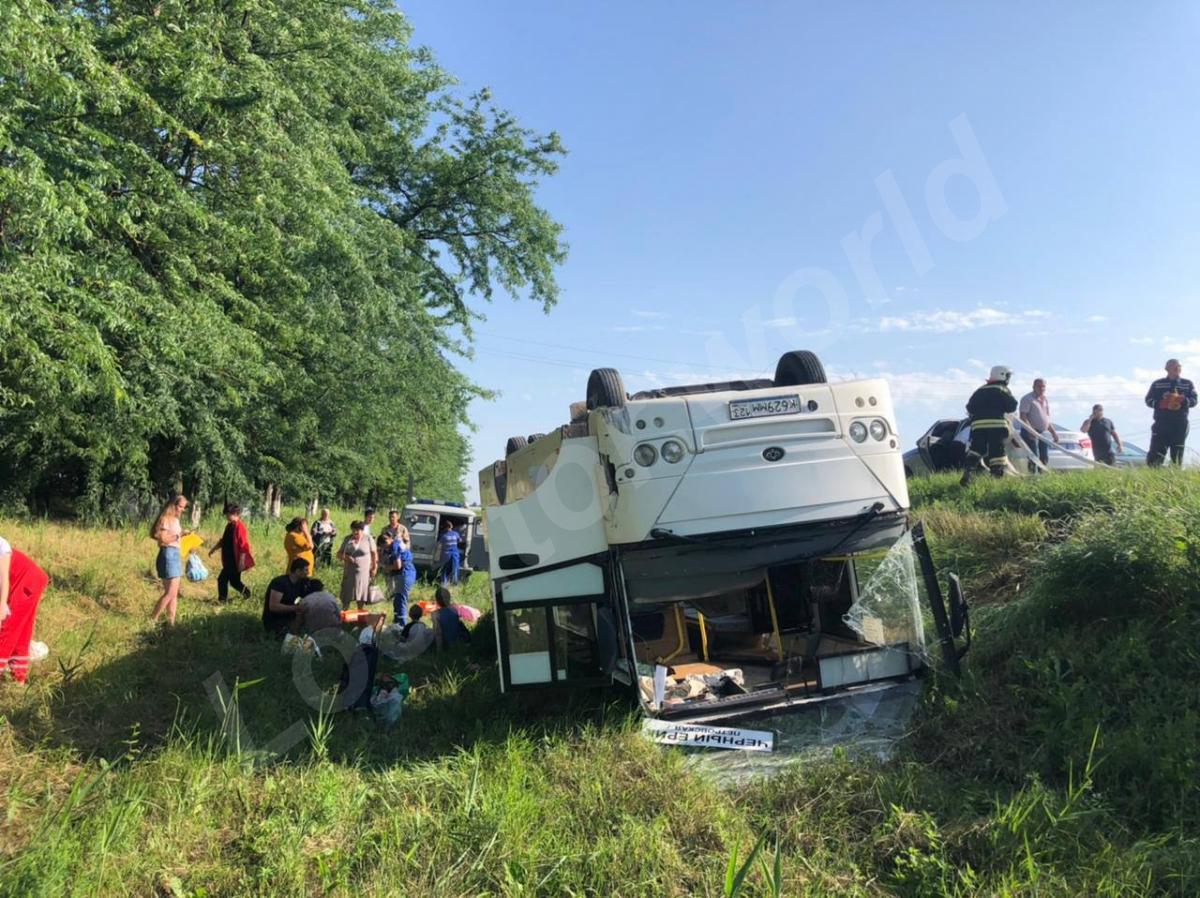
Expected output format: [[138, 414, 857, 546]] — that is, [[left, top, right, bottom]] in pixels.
[[729, 395, 801, 420]]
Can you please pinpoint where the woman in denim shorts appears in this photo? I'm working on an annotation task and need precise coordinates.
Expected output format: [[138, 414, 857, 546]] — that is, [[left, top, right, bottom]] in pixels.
[[150, 495, 189, 627]]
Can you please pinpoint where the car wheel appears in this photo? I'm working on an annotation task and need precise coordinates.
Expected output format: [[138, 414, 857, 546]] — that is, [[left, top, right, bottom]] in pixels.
[[587, 368, 627, 410], [774, 350, 827, 386]]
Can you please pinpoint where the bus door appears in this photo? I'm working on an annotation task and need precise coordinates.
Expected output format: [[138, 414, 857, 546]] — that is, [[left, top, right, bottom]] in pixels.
[[495, 556, 626, 691]]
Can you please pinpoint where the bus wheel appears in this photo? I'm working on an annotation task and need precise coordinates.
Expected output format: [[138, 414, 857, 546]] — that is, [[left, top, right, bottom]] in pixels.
[[587, 367, 626, 410], [774, 350, 827, 386], [506, 436, 528, 455], [527, 432, 546, 444]]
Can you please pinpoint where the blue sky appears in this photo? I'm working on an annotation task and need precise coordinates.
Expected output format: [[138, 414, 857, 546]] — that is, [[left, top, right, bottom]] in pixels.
[[399, 2, 1200, 500]]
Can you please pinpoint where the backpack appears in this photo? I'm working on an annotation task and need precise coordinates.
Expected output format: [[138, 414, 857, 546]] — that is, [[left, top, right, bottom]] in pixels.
[[186, 552, 209, 582]]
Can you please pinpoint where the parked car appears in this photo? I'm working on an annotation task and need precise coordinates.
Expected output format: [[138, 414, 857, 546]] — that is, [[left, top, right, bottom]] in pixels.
[[1113, 442, 1147, 467], [904, 418, 1094, 478]]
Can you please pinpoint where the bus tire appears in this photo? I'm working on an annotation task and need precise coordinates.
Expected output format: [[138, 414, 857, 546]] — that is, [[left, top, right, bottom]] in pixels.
[[527, 433, 546, 444], [774, 350, 827, 387], [587, 368, 626, 410], [505, 436, 528, 455]]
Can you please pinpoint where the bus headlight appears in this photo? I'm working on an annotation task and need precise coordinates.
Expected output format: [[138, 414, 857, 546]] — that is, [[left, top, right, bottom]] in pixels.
[[849, 421, 868, 443], [634, 444, 658, 466], [869, 419, 888, 441], [661, 440, 685, 463]]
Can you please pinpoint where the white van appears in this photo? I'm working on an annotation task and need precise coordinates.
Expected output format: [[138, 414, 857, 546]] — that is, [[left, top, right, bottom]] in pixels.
[[478, 351, 964, 721], [400, 501, 487, 580]]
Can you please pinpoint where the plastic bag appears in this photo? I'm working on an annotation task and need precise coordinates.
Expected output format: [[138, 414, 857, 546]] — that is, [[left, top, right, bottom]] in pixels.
[[281, 633, 321, 658], [365, 585, 385, 605], [186, 552, 209, 582], [370, 673, 410, 727]]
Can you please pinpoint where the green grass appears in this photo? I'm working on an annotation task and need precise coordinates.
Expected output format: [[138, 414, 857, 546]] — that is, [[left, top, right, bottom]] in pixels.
[[2, 473, 1199, 896]]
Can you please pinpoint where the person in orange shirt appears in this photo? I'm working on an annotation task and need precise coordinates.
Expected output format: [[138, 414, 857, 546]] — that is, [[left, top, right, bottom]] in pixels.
[[284, 517, 316, 574]]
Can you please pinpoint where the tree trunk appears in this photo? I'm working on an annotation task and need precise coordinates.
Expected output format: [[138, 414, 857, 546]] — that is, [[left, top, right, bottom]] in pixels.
[[308, 494, 319, 518], [190, 499, 203, 528], [271, 488, 283, 518], [263, 483, 274, 518]]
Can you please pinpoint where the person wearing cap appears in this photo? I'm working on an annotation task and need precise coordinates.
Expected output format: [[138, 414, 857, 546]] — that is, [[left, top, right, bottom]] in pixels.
[[1145, 359, 1197, 467], [961, 365, 1018, 485], [1080, 405, 1123, 466]]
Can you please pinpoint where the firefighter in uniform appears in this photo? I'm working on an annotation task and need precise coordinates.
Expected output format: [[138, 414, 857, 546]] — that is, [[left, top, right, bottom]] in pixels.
[[961, 365, 1018, 485]]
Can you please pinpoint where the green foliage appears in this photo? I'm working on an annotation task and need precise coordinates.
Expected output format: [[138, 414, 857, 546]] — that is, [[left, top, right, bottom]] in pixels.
[[5, 471, 1200, 895], [0, 0, 566, 516]]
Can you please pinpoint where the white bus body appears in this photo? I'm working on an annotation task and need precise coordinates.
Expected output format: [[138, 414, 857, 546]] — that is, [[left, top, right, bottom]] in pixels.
[[478, 356, 942, 721]]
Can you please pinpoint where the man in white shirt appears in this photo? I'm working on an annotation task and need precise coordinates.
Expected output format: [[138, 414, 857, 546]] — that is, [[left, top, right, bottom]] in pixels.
[[1019, 378, 1058, 470]]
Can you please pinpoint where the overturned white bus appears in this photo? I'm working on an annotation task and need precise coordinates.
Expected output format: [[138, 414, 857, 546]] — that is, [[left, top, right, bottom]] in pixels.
[[477, 351, 965, 722]]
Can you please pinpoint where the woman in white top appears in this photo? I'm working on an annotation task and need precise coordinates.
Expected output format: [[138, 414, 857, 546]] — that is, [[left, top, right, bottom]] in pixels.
[[150, 494, 190, 626]]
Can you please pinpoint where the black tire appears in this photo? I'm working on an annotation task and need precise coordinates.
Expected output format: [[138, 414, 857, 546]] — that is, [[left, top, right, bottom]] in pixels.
[[587, 368, 626, 410], [527, 433, 546, 444], [505, 436, 528, 455], [774, 350, 827, 387]]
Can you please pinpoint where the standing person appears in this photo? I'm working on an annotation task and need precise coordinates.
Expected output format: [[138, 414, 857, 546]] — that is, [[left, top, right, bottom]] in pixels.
[[386, 525, 417, 625], [362, 506, 380, 572], [208, 503, 253, 602], [1145, 359, 1198, 467], [150, 495, 190, 626], [383, 509, 402, 540], [961, 366, 1018, 486], [311, 509, 337, 568], [1018, 378, 1058, 471], [337, 520, 375, 610], [1080, 405, 1123, 466], [284, 517, 316, 574], [0, 535, 50, 682], [437, 518, 462, 585]]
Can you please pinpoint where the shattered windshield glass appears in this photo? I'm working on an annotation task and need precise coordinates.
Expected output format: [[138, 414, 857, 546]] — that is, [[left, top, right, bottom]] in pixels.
[[842, 530, 927, 663]]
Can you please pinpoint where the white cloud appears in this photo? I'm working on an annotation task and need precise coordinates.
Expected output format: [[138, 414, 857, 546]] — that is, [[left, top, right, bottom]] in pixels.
[[867, 307, 1049, 334], [1086, 315, 1108, 323], [1130, 337, 1154, 345], [632, 310, 670, 320], [608, 324, 664, 333], [1163, 339, 1200, 354]]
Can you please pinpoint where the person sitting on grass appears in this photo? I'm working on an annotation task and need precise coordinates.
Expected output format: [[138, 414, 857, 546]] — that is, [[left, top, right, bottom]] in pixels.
[[290, 589, 345, 639], [380, 603, 435, 663], [432, 586, 470, 650], [262, 558, 321, 636]]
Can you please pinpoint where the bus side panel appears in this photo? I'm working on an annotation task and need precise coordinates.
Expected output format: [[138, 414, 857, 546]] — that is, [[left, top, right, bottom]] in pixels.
[[482, 438, 609, 578]]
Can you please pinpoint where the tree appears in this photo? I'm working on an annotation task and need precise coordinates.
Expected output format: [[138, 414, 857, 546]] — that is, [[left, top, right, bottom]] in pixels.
[[0, 0, 565, 518]]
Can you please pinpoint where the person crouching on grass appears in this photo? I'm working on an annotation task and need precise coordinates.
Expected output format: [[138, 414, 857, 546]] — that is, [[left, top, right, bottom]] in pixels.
[[150, 494, 190, 627]]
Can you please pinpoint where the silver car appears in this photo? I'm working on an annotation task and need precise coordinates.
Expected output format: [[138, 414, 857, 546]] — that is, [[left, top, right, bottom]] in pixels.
[[904, 418, 1095, 477]]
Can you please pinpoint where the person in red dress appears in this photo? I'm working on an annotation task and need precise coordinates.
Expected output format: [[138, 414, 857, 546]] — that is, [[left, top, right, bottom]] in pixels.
[[0, 536, 49, 683]]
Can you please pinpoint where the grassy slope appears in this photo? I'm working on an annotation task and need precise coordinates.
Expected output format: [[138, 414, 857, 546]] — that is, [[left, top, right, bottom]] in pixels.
[[1, 476, 1198, 897]]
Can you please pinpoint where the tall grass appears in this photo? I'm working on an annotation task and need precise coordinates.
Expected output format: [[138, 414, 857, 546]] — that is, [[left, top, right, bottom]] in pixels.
[[2, 471, 1200, 896]]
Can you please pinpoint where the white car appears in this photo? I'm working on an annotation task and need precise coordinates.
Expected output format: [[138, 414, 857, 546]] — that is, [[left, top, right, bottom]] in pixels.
[[904, 418, 1094, 477], [479, 351, 965, 722]]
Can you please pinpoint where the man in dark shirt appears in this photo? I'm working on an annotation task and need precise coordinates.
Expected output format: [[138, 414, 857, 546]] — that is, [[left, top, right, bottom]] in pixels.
[[1145, 358, 1198, 467], [1080, 405, 1122, 466], [262, 559, 321, 635]]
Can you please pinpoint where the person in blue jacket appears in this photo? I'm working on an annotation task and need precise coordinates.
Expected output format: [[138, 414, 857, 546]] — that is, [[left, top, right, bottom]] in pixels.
[[384, 525, 417, 625], [437, 519, 462, 585]]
